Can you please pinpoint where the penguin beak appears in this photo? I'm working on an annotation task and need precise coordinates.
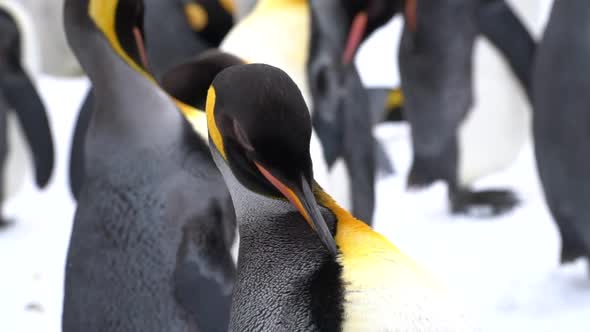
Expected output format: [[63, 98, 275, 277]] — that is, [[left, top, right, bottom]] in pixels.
[[342, 10, 368, 64], [255, 163, 339, 257]]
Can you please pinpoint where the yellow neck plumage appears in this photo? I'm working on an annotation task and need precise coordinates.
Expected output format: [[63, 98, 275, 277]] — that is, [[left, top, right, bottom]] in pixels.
[[88, 0, 153, 82], [206, 86, 227, 159]]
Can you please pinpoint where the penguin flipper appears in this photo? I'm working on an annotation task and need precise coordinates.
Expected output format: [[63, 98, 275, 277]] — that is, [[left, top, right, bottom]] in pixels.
[[449, 188, 519, 218], [1, 69, 54, 188], [69, 90, 93, 200], [477, 0, 536, 97], [173, 201, 236, 332]]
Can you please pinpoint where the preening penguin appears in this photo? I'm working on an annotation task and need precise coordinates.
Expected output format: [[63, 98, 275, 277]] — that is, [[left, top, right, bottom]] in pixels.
[[69, 0, 235, 199], [62, 0, 235, 330], [533, 0, 590, 267], [0, 2, 54, 225], [202, 63, 475, 331], [398, 0, 535, 217]]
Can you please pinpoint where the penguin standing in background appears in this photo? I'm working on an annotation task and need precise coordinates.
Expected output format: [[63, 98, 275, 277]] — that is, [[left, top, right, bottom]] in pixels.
[[221, 0, 398, 223], [398, 0, 536, 217], [62, 0, 236, 330], [307, 0, 399, 223], [0, 1, 54, 226], [533, 0, 590, 268], [190, 61, 474, 330], [69, 0, 235, 199]]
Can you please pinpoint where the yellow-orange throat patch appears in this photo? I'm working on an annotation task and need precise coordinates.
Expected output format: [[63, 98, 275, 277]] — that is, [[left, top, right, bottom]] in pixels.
[[206, 86, 227, 158]]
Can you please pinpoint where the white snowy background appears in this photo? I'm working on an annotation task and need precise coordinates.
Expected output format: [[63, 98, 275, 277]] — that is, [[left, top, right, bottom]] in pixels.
[[3, 0, 590, 331]]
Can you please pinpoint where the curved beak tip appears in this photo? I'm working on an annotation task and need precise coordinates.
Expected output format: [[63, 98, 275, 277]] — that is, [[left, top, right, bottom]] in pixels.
[[255, 163, 339, 257]]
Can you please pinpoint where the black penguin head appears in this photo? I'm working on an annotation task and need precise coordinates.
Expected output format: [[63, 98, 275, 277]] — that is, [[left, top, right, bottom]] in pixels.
[[80, 0, 150, 75], [0, 9, 20, 71], [207, 63, 338, 256]]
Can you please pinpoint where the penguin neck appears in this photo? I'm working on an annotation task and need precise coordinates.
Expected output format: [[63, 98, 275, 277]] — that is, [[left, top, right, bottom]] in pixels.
[[65, 0, 181, 151], [211, 149, 338, 254], [211, 150, 344, 329]]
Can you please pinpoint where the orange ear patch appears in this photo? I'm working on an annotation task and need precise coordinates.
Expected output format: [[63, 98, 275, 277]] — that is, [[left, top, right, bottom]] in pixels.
[[185, 3, 209, 31], [405, 0, 417, 32]]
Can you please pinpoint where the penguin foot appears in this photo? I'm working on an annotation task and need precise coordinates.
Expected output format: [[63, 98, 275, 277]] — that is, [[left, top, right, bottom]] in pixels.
[[560, 239, 588, 264], [450, 189, 519, 218]]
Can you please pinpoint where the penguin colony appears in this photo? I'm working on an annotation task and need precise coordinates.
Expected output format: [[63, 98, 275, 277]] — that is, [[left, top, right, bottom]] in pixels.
[[0, 0, 588, 330]]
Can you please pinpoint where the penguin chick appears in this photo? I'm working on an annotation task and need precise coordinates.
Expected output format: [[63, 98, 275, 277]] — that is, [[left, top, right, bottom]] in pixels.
[[62, 0, 235, 330], [204, 63, 475, 331], [0, 6, 54, 226]]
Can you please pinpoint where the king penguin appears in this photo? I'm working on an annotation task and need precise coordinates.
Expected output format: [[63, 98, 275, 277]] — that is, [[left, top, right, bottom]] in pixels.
[[398, 0, 536, 217], [191, 62, 475, 330], [69, 0, 235, 199], [62, 0, 236, 330], [533, 0, 590, 268], [221, 0, 398, 223], [0, 1, 54, 225]]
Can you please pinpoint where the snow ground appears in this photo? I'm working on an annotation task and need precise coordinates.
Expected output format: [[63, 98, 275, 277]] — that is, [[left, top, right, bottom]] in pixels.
[[3, 1, 590, 330]]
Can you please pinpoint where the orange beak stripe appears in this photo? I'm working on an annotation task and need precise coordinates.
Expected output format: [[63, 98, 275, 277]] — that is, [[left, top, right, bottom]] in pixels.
[[255, 163, 315, 230], [342, 11, 368, 65]]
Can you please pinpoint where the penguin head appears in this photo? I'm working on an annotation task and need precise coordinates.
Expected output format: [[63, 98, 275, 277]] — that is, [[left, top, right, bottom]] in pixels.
[[0, 9, 20, 71], [207, 63, 339, 256], [65, 0, 151, 79], [90, 0, 149, 71]]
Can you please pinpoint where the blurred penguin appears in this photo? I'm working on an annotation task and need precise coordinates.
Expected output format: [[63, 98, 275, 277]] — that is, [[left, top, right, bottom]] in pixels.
[[398, 0, 536, 217], [69, 0, 235, 199], [0, 1, 54, 225], [62, 0, 236, 330], [533, 0, 590, 268]]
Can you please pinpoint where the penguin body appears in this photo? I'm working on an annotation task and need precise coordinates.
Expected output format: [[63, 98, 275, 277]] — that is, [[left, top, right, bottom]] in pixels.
[[62, 0, 235, 330], [532, 0, 590, 265], [199, 62, 474, 330], [398, 0, 534, 217], [0, 2, 54, 224], [69, 0, 235, 199]]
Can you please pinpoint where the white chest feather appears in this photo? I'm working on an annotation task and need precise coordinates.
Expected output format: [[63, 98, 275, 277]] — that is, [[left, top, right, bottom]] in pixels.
[[458, 37, 531, 185]]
